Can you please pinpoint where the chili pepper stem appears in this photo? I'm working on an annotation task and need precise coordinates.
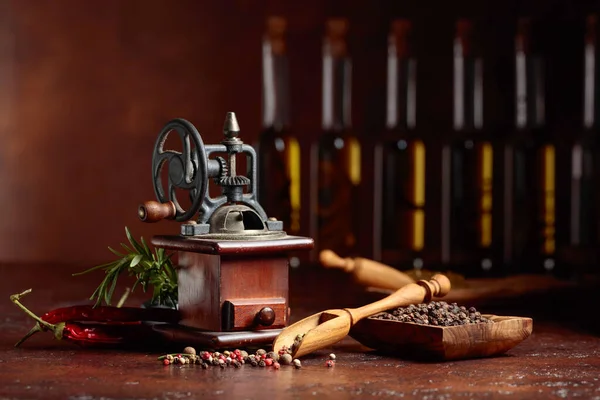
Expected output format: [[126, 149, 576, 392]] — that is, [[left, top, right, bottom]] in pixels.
[[10, 289, 65, 345], [10, 289, 54, 330], [14, 323, 43, 348]]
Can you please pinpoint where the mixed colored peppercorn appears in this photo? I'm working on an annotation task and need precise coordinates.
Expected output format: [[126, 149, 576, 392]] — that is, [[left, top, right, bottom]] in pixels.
[[158, 346, 333, 369], [289, 333, 305, 355], [372, 301, 493, 326]]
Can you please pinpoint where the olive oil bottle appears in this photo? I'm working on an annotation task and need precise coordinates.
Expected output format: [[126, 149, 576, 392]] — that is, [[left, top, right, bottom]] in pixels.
[[257, 17, 301, 235], [440, 19, 499, 277], [503, 18, 556, 273], [558, 15, 600, 275], [374, 20, 426, 270], [311, 18, 361, 256]]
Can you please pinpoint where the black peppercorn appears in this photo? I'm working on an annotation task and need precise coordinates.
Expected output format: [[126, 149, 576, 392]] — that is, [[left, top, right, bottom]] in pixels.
[[371, 301, 493, 327]]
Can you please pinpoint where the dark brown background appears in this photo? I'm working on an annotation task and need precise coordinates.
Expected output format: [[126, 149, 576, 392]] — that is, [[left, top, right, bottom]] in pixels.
[[0, 0, 598, 266]]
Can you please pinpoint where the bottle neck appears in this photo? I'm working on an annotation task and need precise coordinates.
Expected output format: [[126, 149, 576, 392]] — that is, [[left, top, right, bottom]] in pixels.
[[386, 45, 417, 130], [262, 39, 290, 130], [322, 41, 352, 131], [515, 37, 545, 129], [584, 24, 600, 130], [453, 37, 483, 131]]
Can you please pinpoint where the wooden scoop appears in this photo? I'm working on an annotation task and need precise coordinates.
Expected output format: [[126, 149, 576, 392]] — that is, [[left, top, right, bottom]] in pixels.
[[273, 274, 451, 358], [319, 249, 415, 290]]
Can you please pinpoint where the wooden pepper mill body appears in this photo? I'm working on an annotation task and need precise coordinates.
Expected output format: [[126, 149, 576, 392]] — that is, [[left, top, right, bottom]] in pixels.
[[152, 235, 313, 332]]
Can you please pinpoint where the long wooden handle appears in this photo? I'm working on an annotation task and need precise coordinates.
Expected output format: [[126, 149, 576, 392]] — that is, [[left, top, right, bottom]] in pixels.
[[346, 274, 451, 324], [319, 250, 415, 290]]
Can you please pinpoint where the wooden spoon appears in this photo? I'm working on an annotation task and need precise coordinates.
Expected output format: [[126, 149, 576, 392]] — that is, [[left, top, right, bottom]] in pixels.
[[273, 274, 451, 358], [319, 249, 415, 290]]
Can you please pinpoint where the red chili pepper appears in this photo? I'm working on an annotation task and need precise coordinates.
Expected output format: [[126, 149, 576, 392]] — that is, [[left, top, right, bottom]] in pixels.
[[60, 323, 160, 347], [10, 289, 180, 347], [40, 305, 181, 325]]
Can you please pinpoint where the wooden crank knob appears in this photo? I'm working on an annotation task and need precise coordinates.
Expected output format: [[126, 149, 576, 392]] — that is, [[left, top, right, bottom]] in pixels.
[[138, 201, 177, 223]]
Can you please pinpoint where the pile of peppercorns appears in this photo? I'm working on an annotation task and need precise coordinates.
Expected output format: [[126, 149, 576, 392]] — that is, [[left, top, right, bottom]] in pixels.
[[158, 346, 336, 369], [372, 301, 493, 326]]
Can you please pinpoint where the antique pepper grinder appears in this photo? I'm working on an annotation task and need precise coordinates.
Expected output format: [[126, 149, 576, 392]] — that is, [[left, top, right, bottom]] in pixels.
[[138, 112, 313, 346]]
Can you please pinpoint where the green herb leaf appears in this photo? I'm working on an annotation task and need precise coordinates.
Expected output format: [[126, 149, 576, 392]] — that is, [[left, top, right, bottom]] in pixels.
[[141, 237, 153, 258], [74, 226, 178, 307], [108, 246, 125, 258], [130, 254, 143, 267], [125, 227, 147, 256], [106, 272, 119, 306], [72, 260, 118, 277]]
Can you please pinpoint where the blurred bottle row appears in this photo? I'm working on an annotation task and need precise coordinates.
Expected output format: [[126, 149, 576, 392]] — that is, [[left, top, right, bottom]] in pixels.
[[256, 15, 600, 279]]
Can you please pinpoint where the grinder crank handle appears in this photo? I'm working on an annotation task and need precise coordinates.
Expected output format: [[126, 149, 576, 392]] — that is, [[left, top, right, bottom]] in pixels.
[[344, 274, 451, 325], [138, 201, 177, 223], [319, 250, 415, 290]]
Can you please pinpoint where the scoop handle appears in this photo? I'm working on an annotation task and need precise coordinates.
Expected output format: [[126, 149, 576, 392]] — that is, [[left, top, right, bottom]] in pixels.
[[319, 250, 415, 290], [345, 274, 451, 325]]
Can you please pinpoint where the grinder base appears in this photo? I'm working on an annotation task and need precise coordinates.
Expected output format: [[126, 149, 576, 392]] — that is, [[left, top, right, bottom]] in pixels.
[[151, 323, 282, 350]]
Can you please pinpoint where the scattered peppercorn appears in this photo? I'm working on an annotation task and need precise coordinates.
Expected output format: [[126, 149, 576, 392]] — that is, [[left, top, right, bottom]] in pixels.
[[290, 333, 306, 355], [371, 301, 493, 326], [158, 347, 314, 370], [325, 360, 335, 368], [278, 345, 289, 356], [256, 349, 267, 357], [280, 353, 293, 365]]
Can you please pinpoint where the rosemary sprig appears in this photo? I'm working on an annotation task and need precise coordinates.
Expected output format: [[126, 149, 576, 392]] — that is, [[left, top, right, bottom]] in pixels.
[[73, 227, 177, 308]]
